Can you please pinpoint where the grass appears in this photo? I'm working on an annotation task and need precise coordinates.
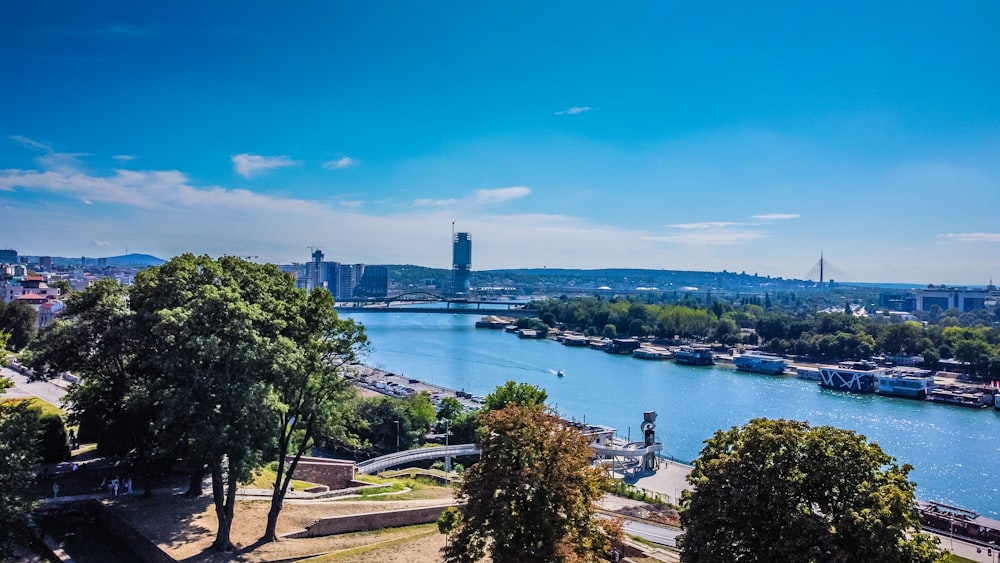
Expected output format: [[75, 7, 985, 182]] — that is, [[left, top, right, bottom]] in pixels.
[[943, 554, 977, 563], [295, 524, 439, 562], [243, 464, 320, 491]]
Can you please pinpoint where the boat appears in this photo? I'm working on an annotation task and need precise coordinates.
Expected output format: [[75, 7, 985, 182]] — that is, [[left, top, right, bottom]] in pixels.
[[674, 345, 714, 366], [818, 361, 881, 393], [876, 367, 935, 399], [733, 353, 787, 375], [560, 334, 589, 346], [794, 366, 821, 381], [605, 338, 641, 355], [557, 370, 565, 377], [632, 346, 673, 360], [927, 389, 990, 408]]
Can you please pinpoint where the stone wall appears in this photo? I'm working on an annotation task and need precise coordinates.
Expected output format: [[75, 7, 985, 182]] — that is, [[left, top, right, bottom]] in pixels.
[[94, 501, 176, 563], [291, 457, 356, 489], [286, 505, 451, 538]]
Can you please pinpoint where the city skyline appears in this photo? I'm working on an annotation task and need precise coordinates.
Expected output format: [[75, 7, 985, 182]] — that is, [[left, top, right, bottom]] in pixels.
[[2, 2, 998, 284]]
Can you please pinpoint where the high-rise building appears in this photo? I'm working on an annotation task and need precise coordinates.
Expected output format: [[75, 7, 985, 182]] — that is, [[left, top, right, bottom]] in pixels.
[[0, 248, 17, 264], [452, 232, 472, 296], [309, 249, 324, 291], [39, 256, 53, 271], [356, 265, 388, 297]]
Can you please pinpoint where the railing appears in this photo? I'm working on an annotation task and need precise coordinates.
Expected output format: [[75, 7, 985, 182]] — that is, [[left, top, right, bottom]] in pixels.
[[355, 444, 481, 474]]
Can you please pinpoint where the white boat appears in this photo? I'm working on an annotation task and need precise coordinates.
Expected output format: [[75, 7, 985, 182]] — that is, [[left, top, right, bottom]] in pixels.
[[733, 353, 787, 375], [877, 367, 934, 399], [674, 345, 714, 366], [818, 361, 881, 393]]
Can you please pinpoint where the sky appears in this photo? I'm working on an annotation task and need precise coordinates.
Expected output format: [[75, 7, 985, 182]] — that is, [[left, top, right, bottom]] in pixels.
[[1, 1, 998, 284]]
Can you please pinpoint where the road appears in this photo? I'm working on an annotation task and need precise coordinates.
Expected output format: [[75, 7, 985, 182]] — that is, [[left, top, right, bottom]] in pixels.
[[1, 365, 69, 407]]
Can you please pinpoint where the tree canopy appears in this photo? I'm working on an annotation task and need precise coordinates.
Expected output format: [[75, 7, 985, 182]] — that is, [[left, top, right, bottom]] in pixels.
[[442, 401, 618, 563], [679, 418, 944, 563], [0, 375, 41, 559], [27, 255, 367, 551], [483, 380, 547, 411]]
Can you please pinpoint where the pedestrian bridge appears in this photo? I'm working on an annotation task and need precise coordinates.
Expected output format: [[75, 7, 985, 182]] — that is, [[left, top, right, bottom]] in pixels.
[[354, 441, 663, 474], [356, 444, 481, 474]]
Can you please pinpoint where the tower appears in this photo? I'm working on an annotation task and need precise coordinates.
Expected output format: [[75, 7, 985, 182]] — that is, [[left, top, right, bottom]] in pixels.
[[310, 249, 324, 291], [820, 252, 824, 285], [452, 231, 472, 296]]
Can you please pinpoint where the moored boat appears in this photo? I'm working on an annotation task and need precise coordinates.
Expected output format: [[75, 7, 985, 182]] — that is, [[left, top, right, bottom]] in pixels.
[[733, 353, 787, 375], [927, 389, 990, 408], [818, 361, 881, 393], [632, 346, 673, 360], [674, 345, 714, 366], [877, 367, 935, 399]]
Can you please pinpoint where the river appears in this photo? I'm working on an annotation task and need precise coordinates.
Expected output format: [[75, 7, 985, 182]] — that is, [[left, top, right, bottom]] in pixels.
[[346, 310, 1000, 518]]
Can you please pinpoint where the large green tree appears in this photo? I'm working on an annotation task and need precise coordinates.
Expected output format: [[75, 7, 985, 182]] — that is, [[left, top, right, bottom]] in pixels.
[[0, 371, 42, 559], [130, 254, 290, 551], [443, 402, 618, 563], [679, 418, 944, 563], [262, 287, 366, 542]]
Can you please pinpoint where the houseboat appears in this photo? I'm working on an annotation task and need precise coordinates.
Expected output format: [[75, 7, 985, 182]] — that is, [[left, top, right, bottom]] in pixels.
[[632, 346, 673, 360], [733, 353, 787, 375], [794, 366, 821, 381], [674, 345, 714, 366], [876, 367, 935, 399], [818, 361, 881, 393], [927, 389, 991, 408], [606, 338, 642, 354]]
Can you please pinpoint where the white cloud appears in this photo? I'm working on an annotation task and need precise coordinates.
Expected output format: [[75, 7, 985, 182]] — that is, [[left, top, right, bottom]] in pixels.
[[338, 200, 363, 209], [112, 154, 137, 162], [91, 239, 112, 247], [939, 233, 1000, 243], [555, 106, 593, 116], [81, 198, 93, 205], [751, 213, 799, 221], [10, 135, 52, 152], [323, 156, 358, 169], [231, 153, 299, 178], [645, 228, 765, 245], [668, 221, 747, 230], [471, 186, 530, 204], [413, 186, 530, 207]]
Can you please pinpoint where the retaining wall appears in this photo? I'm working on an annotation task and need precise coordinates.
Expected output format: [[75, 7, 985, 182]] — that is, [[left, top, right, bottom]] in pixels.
[[286, 505, 451, 538], [291, 457, 356, 490]]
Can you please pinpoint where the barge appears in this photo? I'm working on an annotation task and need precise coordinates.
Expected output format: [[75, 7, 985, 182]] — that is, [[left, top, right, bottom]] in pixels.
[[876, 367, 935, 399], [674, 345, 714, 366], [818, 361, 881, 393], [733, 353, 787, 375]]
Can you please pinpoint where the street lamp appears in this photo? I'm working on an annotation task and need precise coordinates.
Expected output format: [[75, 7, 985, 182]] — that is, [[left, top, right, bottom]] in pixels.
[[444, 418, 452, 474], [393, 420, 400, 452]]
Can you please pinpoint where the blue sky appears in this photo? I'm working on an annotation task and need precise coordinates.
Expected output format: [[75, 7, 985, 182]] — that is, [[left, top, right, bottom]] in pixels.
[[1, 1, 998, 283]]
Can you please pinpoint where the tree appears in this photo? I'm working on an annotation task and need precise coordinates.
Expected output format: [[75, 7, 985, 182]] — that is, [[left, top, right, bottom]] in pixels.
[[437, 396, 464, 421], [130, 254, 289, 551], [0, 300, 37, 350], [679, 418, 943, 563], [0, 373, 42, 559], [27, 278, 162, 494], [443, 404, 619, 562], [483, 381, 547, 411], [262, 286, 367, 542]]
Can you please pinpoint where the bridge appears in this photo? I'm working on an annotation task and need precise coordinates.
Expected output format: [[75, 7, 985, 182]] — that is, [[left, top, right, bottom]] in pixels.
[[335, 292, 538, 317], [354, 441, 663, 474]]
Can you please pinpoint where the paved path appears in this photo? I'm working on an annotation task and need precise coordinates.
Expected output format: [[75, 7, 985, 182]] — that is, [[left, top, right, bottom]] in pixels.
[[1, 365, 69, 407]]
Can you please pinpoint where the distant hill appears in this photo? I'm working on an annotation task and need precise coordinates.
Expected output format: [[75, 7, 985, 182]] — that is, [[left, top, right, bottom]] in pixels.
[[44, 253, 166, 267], [104, 253, 165, 267]]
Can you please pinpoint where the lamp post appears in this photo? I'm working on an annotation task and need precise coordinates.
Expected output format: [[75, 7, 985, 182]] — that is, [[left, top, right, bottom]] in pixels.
[[393, 420, 400, 452], [444, 418, 452, 474]]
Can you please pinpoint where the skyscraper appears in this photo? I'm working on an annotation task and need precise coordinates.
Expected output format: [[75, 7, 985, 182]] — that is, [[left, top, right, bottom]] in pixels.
[[452, 232, 472, 296]]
